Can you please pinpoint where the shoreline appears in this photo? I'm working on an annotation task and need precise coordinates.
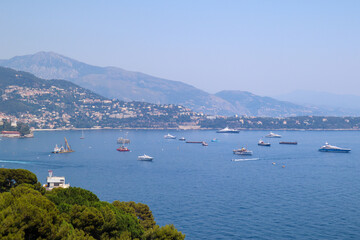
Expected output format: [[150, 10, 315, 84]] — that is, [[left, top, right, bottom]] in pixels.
[[32, 127, 360, 132]]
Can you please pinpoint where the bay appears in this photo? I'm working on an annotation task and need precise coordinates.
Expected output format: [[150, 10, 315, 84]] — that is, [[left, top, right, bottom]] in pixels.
[[1, 130, 359, 239]]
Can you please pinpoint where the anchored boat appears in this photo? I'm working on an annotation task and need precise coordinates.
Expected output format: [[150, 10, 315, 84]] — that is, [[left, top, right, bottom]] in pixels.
[[265, 132, 282, 138], [217, 127, 239, 133], [117, 146, 130, 152], [319, 142, 351, 153], [164, 133, 176, 139], [258, 139, 271, 146], [233, 147, 253, 155], [138, 154, 153, 161], [117, 137, 130, 144], [279, 141, 298, 145], [52, 137, 74, 153]]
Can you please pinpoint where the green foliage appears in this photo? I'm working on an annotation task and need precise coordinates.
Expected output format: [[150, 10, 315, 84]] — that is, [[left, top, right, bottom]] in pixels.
[[45, 187, 100, 207], [142, 225, 185, 240], [0, 168, 39, 193], [0, 120, 31, 136], [113, 201, 156, 230], [0, 186, 62, 239], [70, 205, 105, 238], [0, 169, 184, 240]]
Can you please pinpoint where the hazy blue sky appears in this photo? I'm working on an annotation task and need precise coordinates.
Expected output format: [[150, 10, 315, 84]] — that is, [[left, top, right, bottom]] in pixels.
[[1, 1, 359, 96]]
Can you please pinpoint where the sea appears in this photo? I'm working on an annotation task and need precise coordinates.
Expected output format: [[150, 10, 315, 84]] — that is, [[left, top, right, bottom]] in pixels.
[[1, 129, 359, 240]]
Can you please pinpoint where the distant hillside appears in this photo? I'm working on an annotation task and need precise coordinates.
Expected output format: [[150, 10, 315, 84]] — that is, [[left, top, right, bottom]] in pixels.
[[1, 52, 354, 117], [0, 67, 201, 129], [215, 90, 321, 117], [0, 52, 236, 116], [275, 90, 360, 115]]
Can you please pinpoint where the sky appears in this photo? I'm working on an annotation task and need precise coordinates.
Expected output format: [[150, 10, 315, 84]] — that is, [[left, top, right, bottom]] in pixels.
[[0, 0, 359, 96]]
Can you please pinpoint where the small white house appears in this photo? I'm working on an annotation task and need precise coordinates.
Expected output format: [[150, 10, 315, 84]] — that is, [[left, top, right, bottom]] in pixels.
[[43, 170, 70, 190]]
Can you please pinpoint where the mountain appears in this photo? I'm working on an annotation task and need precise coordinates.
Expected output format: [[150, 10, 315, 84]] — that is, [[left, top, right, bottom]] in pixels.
[[0, 52, 236, 116], [1, 52, 354, 117], [215, 90, 321, 117], [0, 67, 200, 129], [275, 90, 360, 109]]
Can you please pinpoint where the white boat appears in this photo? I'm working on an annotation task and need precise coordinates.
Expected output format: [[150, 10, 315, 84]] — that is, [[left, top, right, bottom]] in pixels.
[[217, 127, 240, 133], [164, 133, 176, 139], [233, 147, 253, 155], [179, 137, 186, 141], [138, 154, 154, 161], [117, 137, 130, 144], [319, 142, 351, 153], [265, 132, 281, 138], [53, 144, 60, 153], [258, 139, 271, 146]]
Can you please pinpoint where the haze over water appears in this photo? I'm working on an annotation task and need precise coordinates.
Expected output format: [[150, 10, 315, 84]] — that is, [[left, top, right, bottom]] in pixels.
[[1, 130, 359, 239]]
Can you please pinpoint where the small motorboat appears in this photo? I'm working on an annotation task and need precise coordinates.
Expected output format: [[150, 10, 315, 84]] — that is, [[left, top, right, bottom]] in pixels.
[[164, 133, 176, 139], [179, 137, 186, 141], [211, 138, 218, 142], [319, 142, 351, 153], [258, 139, 271, 146], [117, 137, 130, 144], [202, 141, 208, 146], [138, 154, 154, 161], [233, 147, 253, 155], [265, 132, 281, 138], [117, 146, 130, 152], [279, 141, 298, 145]]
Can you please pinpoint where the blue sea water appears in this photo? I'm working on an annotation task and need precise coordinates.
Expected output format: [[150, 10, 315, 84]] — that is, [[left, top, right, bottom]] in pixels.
[[1, 130, 359, 239]]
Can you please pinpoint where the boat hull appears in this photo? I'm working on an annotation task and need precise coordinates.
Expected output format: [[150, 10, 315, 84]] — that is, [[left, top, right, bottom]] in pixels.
[[233, 152, 253, 156], [117, 148, 130, 152], [52, 150, 75, 154], [279, 142, 298, 145], [258, 143, 271, 146], [217, 130, 239, 133], [138, 158, 153, 161], [319, 149, 351, 153]]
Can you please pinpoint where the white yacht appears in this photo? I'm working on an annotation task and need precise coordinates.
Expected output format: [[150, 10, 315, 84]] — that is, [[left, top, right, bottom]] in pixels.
[[138, 154, 154, 161], [319, 142, 351, 153], [265, 132, 282, 138], [164, 133, 176, 139], [217, 127, 240, 133]]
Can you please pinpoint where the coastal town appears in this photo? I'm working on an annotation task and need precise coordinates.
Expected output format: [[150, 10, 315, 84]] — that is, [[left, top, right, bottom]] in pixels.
[[0, 83, 205, 130], [1, 70, 360, 132]]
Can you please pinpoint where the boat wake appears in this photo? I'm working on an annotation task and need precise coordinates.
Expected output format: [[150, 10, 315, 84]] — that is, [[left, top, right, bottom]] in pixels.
[[0, 159, 32, 165], [232, 158, 260, 162]]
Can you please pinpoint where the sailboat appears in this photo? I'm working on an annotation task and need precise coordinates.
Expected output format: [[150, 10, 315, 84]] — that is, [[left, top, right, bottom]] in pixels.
[[80, 130, 85, 139], [52, 137, 75, 153]]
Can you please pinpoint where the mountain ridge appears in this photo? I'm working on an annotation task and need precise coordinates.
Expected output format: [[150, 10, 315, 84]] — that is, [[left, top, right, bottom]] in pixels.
[[0, 52, 353, 117], [0, 52, 238, 116]]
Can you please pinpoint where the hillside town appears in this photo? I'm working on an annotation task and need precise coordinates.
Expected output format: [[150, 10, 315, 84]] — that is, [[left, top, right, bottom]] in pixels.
[[0, 84, 205, 129]]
